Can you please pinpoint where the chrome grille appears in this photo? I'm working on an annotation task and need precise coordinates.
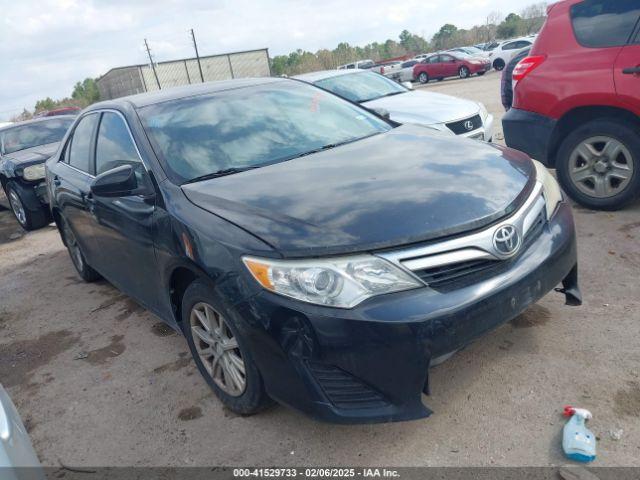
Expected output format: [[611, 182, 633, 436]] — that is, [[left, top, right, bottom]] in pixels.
[[377, 184, 548, 292], [446, 114, 483, 135]]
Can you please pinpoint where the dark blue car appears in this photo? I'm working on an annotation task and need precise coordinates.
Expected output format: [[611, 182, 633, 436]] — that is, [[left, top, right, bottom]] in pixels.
[[46, 78, 581, 423]]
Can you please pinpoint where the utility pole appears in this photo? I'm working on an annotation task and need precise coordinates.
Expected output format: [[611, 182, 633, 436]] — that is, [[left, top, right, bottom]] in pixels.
[[144, 38, 161, 90], [190, 29, 205, 82]]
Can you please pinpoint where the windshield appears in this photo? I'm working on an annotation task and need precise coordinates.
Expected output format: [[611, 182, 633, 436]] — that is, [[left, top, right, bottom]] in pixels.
[[1, 118, 73, 155], [464, 47, 483, 55], [315, 71, 407, 103], [139, 81, 391, 183]]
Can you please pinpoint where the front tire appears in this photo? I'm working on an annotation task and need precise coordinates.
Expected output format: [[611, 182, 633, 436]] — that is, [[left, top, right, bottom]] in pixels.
[[556, 119, 640, 210], [60, 217, 101, 282], [418, 72, 429, 84], [5, 181, 50, 231], [182, 280, 272, 415]]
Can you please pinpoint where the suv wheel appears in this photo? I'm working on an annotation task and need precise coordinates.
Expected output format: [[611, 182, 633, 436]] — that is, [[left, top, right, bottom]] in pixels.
[[60, 217, 101, 281], [182, 280, 272, 415], [418, 72, 429, 84], [493, 59, 505, 71], [459, 66, 470, 79], [5, 181, 50, 231], [556, 119, 640, 210]]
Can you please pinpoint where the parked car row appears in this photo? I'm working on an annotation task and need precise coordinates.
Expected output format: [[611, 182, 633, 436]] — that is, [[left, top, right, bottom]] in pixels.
[[294, 69, 494, 141]]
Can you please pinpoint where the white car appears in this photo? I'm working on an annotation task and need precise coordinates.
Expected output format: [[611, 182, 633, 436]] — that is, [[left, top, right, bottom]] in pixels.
[[337, 59, 376, 70], [294, 69, 494, 142], [386, 59, 420, 82], [481, 37, 535, 71]]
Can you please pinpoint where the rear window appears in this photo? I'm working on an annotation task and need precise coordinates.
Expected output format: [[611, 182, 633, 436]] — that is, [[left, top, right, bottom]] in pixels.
[[571, 0, 640, 48]]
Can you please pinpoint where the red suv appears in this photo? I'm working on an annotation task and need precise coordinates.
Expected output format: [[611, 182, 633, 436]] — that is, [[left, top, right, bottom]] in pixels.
[[503, 0, 640, 210], [413, 53, 490, 84]]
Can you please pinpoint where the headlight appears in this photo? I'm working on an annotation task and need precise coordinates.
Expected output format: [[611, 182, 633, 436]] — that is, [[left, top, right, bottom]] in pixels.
[[477, 102, 489, 120], [533, 160, 562, 219], [243, 255, 422, 308], [22, 164, 46, 181]]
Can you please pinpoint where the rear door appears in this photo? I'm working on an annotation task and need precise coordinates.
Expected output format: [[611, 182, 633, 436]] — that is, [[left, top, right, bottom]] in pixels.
[[88, 111, 162, 311], [614, 7, 640, 112], [51, 113, 101, 263]]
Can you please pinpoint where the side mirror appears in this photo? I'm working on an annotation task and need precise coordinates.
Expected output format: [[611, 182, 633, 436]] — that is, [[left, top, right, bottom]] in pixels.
[[370, 107, 391, 120], [402, 81, 414, 90], [91, 164, 140, 197]]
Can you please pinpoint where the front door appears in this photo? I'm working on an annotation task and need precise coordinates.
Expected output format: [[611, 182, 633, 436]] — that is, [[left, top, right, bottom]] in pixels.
[[439, 54, 458, 77], [88, 111, 162, 312]]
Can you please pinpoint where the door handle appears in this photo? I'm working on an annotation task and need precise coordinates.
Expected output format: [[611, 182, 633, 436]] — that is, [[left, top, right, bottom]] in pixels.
[[622, 66, 640, 75], [53, 175, 61, 186]]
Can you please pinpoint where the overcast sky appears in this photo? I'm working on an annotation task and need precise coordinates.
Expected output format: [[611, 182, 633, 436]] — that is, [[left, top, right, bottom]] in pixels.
[[0, 0, 537, 120]]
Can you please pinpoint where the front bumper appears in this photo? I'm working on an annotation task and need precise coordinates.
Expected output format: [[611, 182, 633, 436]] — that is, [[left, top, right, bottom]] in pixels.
[[503, 108, 557, 165], [237, 201, 578, 423]]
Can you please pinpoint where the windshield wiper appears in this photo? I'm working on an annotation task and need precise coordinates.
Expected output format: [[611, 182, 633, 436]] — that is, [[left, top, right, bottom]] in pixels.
[[183, 166, 259, 184]]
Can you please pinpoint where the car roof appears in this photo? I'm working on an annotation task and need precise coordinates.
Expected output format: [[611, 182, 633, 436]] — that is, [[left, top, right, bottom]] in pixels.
[[87, 77, 286, 110], [0, 115, 76, 132], [293, 69, 370, 83]]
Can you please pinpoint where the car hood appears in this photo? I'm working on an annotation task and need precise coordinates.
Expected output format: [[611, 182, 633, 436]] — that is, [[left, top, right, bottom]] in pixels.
[[363, 91, 480, 126], [182, 125, 535, 258], [2, 142, 59, 165]]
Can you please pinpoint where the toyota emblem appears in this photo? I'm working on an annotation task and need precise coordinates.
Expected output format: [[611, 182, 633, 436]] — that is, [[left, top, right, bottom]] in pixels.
[[464, 120, 475, 131], [493, 224, 520, 257]]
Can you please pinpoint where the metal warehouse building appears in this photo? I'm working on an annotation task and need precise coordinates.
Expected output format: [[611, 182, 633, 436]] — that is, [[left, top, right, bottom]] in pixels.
[[97, 48, 271, 100]]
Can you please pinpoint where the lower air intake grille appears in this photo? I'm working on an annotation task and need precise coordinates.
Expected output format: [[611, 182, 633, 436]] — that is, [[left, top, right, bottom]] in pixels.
[[446, 114, 483, 135], [307, 362, 389, 410], [413, 209, 547, 291]]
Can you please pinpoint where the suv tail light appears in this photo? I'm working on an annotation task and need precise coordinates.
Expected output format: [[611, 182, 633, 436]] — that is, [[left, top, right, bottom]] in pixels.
[[513, 55, 546, 81]]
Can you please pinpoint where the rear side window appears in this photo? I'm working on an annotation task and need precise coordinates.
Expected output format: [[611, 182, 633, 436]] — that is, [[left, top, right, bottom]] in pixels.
[[571, 0, 640, 48], [95, 113, 141, 175], [67, 114, 99, 173]]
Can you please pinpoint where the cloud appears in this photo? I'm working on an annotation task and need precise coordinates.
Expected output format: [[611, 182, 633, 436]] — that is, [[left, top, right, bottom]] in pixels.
[[1, 0, 535, 120]]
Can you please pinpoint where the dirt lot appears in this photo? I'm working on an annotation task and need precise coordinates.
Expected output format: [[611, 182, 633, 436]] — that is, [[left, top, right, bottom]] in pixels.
[[1, 71, 639, 467]]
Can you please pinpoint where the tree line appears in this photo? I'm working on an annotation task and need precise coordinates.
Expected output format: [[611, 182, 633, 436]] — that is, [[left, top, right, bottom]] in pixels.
[[14, 1, 545, 120], [271, 2, 546, 76]]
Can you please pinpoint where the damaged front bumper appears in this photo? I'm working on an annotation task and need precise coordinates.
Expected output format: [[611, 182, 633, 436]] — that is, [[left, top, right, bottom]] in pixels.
[[236, 201, 580, 424]]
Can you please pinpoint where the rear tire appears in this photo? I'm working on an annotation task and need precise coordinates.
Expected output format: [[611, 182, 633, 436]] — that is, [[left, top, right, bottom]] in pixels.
[[182, 280, 272, 415], [556, 119, 640, 210], [459, 66, 470, 79], [5, 181, 50, 231], [60, 217, 101, 282], [418, 72, 429, 84], [493, 59, 505, 71]]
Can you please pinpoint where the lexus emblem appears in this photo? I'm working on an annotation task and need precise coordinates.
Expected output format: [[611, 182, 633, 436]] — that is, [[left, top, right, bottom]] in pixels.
[[493, 224, 520, 257], [464, 120, 475, 131]]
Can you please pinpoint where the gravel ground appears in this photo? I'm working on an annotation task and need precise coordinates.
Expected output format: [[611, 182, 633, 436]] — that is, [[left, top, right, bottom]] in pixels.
[[1, 71, 639, 467]]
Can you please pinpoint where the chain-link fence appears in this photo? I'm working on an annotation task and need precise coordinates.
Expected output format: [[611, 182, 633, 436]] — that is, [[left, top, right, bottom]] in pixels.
[[97, 48, 271, 100]]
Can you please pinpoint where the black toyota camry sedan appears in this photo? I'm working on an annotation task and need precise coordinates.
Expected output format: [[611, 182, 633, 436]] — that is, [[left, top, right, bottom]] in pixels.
[[46, 78, 581, 423], [1, 116, 74, 229]]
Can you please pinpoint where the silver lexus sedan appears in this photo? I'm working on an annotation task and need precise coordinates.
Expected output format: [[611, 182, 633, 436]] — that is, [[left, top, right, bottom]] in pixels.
[[294, 69, 494, 142]]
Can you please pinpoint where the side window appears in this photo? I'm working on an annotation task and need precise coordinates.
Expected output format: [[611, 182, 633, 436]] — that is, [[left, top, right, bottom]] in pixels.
[[95, 112, 141, 175], [503, 42, 519, 50], [428, 56, 440, 64], [571, 0, 640, 48], [68, 114, 99, 173], [346, 64, 355, 69], [440, 55, 454, 62]]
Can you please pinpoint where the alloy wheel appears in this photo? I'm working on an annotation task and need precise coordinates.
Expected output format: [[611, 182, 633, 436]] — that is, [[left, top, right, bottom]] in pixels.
[[459, 67, 469, 79], [8, 189, 26, 226], [419, 73, 428, 84], [568, 136, 634, 198], [190, 302, 246, 396], [63, 222, 84, 272]]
